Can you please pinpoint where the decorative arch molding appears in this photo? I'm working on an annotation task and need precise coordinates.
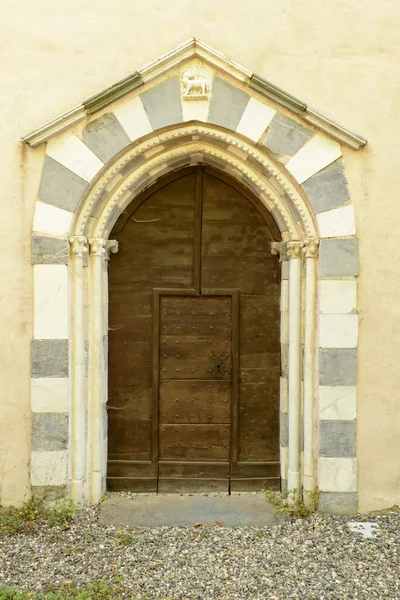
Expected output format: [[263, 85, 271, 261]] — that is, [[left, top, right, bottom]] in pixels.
[[73, 123, 318, 241], [29, 43, 361, 514]]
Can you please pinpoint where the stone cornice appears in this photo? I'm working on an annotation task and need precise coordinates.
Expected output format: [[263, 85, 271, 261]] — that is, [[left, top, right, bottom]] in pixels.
[[22, 105, 87, 148], [21, 38, 367, 150], [84, 74, 143, 115], [249, 75, 306, 115]]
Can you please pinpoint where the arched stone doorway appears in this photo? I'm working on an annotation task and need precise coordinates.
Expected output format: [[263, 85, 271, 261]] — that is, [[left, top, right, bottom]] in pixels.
[[27, 39, 364, 512], [107, 165, 282, 493]]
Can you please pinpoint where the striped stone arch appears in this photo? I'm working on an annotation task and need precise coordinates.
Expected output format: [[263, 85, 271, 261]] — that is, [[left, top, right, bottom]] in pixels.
[[27, 39, 364, 513]]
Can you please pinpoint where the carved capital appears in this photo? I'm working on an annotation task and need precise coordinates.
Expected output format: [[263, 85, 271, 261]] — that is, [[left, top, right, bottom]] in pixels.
[[287, 241, 304, 259], [88, 238, 107, 257], [69, 236, 88, 258], [303, 239, 320, 259], [105, 240, 119, 260], [271, 241, 288, 262]]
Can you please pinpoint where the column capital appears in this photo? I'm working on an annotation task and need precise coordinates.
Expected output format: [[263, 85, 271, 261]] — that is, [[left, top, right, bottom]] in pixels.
[[303, 238, 319, 258], [69, 236, 88, 258], [287, 241, 304, 259], [88, 238, 107, 257], [105, 240, 119, 260], [271, 241, 288, 262]]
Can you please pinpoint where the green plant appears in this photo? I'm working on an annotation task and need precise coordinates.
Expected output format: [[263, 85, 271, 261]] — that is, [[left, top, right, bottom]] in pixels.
[[46, 499, 75, 527], [265, 488, 319, 520], [118, 532, 133, 546], [0, 580, 148, 599], [0, 498, 75, 535]]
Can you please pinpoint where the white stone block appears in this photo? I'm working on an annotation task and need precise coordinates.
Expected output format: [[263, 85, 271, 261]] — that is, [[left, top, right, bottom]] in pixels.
[[113, 97, 153, 142], [47, 132, 104, 182], [319, 386, 356, 420], [34, 265, 68, 339], [30, 450, 67, 486], [182, 99, 210, 123], [319, 280, 357, 314], [319, 457, 357, 492], [280, 280, 289, 313], [280, 377, 288, 413], [31, 378, 69, 413], [317, 205, 356, 238], [33, 201, 74, 236], [286, 133, 342, 184], [319, 314, 358, 348], [236, 98, 276, 142], [280, 312, 289, 343]]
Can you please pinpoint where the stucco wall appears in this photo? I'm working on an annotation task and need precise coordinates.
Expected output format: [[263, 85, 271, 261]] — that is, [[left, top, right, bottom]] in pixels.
[[1, 0, 399, 510]]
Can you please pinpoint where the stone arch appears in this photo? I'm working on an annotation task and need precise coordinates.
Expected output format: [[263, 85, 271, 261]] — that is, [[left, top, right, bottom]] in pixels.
[[29, 42, 361, 512]]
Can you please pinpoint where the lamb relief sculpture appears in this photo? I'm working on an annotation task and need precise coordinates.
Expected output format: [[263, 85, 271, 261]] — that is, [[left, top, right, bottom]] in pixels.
[[181, 68, 211, 100]]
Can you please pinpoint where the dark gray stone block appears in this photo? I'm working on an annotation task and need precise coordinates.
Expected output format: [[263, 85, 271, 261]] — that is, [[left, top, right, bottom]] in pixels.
[[264, 113, 312, 156], [319, 420, 356, 458], [280, 411, 288, 447], [284, 193, 302, 222], [82, 113, 131, 163], [31, 413, 68, 451], [140, 77, 183, 130], [38, 155, 88, 213], [319, 348, 357, 386], [302, 159, 350, 214], [319, 492, 358, 515], [99, 494, 283, 527], [272, 208, 288, 233], [32, 236, 69, 265], [31, 339, 69, 378], [319, 239, 359, 277], [208, 77, 250, 130]]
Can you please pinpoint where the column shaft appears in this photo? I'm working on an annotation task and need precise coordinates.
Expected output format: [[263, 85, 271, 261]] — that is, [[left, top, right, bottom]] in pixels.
[[303, 240, 319, 505], [287, 241, 303, 502], [69, 236, 88, 503]]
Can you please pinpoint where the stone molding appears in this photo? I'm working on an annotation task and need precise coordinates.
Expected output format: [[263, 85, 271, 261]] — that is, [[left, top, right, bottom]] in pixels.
[[22, 39, 367, 149], [73, 124, 317, 239]]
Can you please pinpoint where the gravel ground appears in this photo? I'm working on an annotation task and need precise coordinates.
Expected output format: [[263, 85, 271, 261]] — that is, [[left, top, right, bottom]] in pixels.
[[0, 496, 399, 600]]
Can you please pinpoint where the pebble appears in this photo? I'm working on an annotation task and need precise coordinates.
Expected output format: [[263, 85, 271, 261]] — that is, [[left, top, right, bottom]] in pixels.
[[0, 496, 399, 599]]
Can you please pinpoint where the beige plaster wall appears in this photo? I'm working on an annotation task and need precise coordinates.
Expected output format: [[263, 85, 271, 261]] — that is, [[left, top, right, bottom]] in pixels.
[[1, 0, 399, 509]]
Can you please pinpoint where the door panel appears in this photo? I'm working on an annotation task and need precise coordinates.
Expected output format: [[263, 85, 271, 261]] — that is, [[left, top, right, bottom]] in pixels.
[[159, 380, 231, 424], [201, 170, 281, 487], [108, 166, 281, 493], [158, 294, 232, 491], [159, 425, 231, 460]]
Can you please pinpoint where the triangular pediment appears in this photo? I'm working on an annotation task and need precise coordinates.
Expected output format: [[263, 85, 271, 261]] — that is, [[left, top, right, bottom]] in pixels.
[[23, 38, 366, 150]]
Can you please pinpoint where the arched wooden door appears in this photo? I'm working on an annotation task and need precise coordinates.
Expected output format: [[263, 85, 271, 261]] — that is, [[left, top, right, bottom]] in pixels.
[[107, 166, 281, 493]]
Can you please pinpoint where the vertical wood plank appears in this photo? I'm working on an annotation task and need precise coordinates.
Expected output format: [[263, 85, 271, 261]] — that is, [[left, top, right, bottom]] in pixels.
[[193, 167, 203, 293]]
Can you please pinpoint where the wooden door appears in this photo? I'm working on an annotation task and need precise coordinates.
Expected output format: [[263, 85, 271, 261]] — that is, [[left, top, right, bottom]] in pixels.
[[107, 166, 281, 493], [158, 295, 233, 492]]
